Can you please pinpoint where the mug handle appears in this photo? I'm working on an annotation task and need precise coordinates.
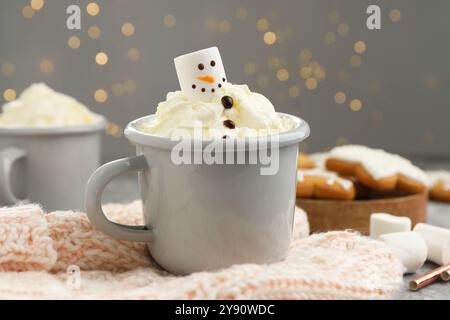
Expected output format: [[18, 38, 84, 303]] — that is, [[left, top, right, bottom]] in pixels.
[[85, 155, 153, 242], [0, 147, 27, 205]]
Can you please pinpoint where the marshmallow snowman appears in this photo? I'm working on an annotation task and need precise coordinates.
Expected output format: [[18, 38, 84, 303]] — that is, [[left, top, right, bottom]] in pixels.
[[174, 47, 227, 101]]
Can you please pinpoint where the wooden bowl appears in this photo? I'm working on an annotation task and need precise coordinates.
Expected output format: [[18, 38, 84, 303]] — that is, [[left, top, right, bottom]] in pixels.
[[297, 192, 428, 235]]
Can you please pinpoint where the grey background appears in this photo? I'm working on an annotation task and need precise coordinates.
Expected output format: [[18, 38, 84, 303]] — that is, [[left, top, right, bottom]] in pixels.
[[1, 0, 449, 162]]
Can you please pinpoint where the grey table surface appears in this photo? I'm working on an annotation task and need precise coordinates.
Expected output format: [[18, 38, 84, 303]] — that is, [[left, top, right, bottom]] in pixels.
[[102, 160, 450, 300]]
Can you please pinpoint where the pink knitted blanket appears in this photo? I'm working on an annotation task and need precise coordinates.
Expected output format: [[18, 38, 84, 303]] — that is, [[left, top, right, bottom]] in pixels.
[[0, 202, 403, 299]]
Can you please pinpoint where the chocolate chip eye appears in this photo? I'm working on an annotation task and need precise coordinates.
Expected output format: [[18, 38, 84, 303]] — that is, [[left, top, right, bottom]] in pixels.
[[192, 84, 196, 89], [222, 78, 226, 82], [223, 119, 235, 129], [210, 60, 216, 67], [198, 64, 204, 70], [221, 96, 233, 109], [201, 88, 206, 92]]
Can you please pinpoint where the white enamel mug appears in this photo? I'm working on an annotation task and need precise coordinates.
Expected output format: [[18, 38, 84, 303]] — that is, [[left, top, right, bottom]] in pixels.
[[85, 113, 309, 274], [0, 120, 105, 211]]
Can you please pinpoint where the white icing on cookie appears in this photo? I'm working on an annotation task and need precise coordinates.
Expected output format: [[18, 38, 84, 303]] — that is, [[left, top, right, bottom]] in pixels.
[[427, 171, 450, 191], [297, 168, 353, 190], [328, 145, 430, 186], [309, 152, 328, 169]]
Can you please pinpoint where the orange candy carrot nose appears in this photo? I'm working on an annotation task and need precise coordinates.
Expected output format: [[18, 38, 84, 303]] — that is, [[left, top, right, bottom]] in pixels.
[[197, 75, 215, 84]]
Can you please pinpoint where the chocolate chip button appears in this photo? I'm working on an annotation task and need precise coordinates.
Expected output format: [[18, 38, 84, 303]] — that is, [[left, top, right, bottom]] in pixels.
[[223, 120, 235, 129], [222, 135, 229, 139], [221, 96, 233, 109]]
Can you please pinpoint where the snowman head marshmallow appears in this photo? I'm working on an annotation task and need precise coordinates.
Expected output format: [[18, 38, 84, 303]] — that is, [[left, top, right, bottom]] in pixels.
[[174, 47, 227, 101]]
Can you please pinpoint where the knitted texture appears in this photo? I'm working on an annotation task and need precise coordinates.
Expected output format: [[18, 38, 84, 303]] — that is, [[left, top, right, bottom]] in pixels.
[[0, 205, 56, 272], [0, 202, 403, 299], [47, 205, 151, 272]]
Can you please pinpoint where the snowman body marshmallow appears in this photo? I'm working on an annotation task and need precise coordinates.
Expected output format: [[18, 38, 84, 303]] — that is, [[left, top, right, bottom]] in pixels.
[[174, 47, 228, 102]]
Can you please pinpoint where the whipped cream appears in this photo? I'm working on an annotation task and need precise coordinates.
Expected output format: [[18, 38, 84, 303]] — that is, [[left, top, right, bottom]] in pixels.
[[139, 83, 293, 139], [0, 83, 103, 127], [328, 145, 430, 186]]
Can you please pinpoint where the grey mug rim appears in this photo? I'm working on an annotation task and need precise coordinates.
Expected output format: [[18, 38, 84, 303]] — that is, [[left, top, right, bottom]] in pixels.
[[0, 117, 107, 136], [124, 113, 310, 149]]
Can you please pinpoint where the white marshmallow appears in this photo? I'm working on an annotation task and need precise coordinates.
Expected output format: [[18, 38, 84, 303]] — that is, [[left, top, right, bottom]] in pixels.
[[174, 47, 227, 102], [378, 232, 428, 274], [370, 213, 412, 238], [413, 223, 450, 265]]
